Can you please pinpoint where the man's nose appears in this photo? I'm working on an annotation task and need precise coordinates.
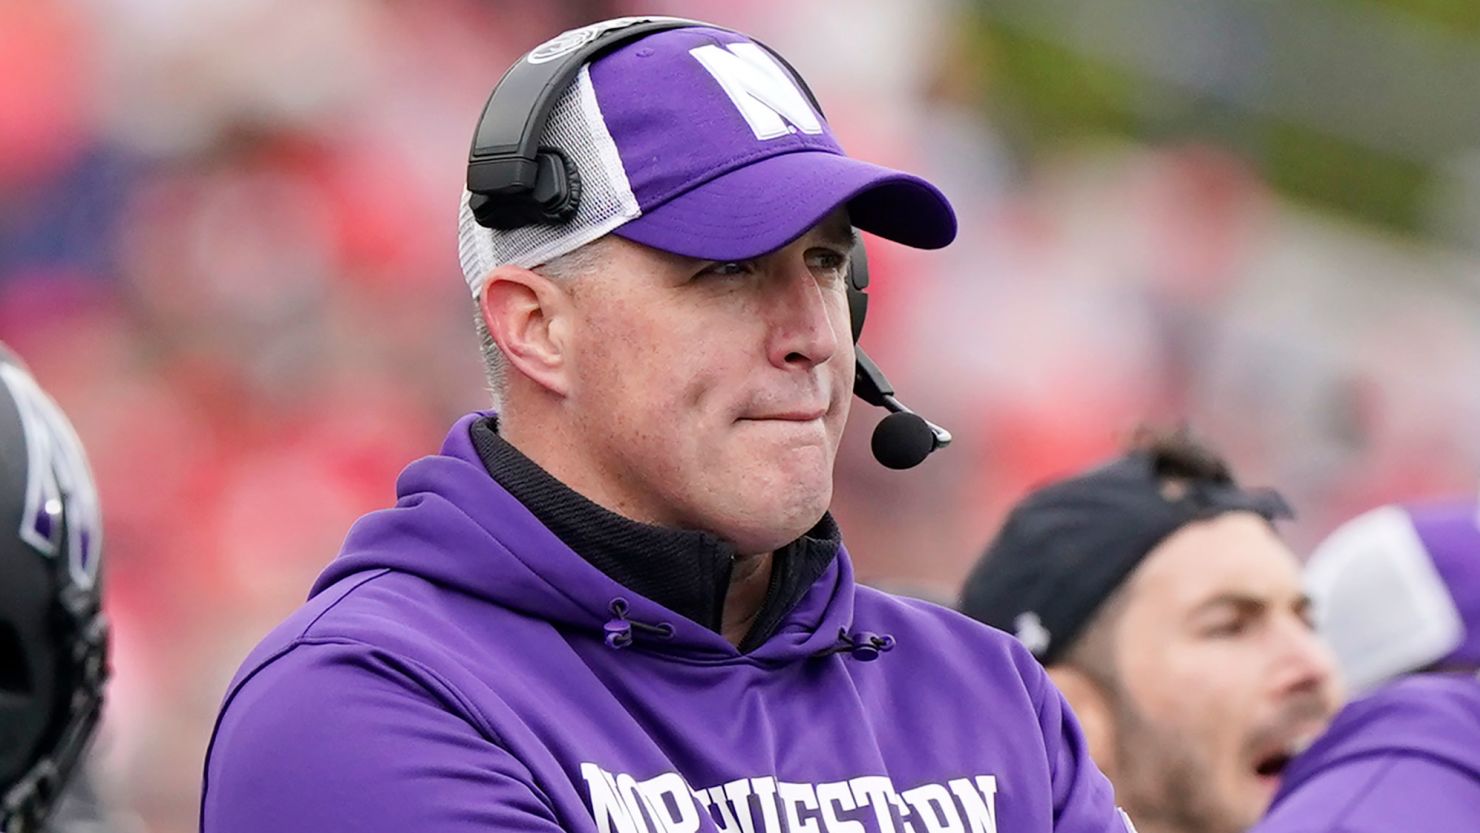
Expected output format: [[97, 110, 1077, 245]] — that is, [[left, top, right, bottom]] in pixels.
[[765, 265, 840, 370], [1272, 615, 1342, 707]]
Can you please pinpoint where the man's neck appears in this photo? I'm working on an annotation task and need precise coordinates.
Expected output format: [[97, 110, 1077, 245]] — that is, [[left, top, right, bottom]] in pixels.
[[722, 552, 774, 647], [479, 412, 840, 653]]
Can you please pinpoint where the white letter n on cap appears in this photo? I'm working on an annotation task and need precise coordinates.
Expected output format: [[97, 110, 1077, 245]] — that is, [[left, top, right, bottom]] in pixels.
[[690, 43, 823, 140]]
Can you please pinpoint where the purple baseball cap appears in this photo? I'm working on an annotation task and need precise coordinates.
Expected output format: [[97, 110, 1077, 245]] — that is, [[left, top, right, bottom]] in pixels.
[[1305, 500, 1480, 693], [458, 23, 956, 294]]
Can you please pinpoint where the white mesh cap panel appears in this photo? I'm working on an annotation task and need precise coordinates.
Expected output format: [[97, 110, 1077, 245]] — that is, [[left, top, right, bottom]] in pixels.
[[1305, 505, 1465, 694], [457, 64, 640, 296]]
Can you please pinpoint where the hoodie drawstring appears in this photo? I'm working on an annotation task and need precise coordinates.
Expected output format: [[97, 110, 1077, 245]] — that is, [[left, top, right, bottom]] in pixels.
[[603, 601, 892, 660], [603, 598, 675, 650], [815, 627, 896, 661]]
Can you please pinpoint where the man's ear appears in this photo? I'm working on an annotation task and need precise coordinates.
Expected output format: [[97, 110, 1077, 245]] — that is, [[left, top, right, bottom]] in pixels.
[[478, 265, 575, 398], [1046, 664, 1119, 780]]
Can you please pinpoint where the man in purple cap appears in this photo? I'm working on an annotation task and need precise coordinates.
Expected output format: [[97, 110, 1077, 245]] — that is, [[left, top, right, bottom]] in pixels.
[[1255, 501, 1480, 832], [200, 17, 1131, 833]]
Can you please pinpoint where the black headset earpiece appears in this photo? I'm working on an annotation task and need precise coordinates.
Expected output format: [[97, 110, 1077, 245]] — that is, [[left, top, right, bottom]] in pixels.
[[467, 16, 950, 467], [469, 146, 584, 230]]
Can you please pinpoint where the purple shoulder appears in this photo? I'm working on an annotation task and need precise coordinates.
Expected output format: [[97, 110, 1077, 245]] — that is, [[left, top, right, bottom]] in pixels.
[[221, 568, 392, 697], [849, 585, 1047, 684]]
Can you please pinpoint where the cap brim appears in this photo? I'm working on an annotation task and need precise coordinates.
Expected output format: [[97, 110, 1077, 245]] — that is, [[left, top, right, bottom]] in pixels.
[[611, 150, 957, 260]]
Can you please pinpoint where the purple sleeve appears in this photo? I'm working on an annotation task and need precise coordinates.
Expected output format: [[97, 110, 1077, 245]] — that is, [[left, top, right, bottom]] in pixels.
[[1022, 647, 1131, 833], [1255, 752, 1480, 833], [201, 640, 567, 833]]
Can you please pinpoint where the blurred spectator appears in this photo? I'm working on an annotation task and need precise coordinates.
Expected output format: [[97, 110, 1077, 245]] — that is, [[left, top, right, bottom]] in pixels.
[[1254, 501, 1480, 832], [960, 430, 1343, 833]]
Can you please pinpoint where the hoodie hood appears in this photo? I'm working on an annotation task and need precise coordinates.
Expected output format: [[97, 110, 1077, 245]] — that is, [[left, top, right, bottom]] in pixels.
[[310, 413, 859, 665]]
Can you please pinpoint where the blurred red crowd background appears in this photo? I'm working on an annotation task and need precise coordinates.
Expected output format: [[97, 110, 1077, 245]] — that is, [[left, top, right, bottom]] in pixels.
[[3, 1, 1478, 830]]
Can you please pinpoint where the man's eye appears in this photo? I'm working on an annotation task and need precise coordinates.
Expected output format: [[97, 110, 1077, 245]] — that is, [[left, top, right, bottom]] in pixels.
[[699, 261, 751, 278], [1295, 605, 1318, 631], [807, 249, 850, 279], [1202, 617, 1251, 639]]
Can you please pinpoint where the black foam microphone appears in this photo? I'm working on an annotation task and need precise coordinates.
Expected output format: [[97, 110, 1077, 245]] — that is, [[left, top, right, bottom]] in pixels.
[[872, 411, 936, 470], [854, 349, 952, 469]]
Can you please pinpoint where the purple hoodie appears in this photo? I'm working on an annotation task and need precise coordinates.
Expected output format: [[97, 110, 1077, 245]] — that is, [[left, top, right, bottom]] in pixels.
[[1255, 673, 1480, 833], [200, 415, 1126, 833]]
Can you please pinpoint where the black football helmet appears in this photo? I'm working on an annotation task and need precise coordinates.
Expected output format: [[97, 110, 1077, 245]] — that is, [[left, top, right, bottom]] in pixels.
[[0, 344, 107, 833]]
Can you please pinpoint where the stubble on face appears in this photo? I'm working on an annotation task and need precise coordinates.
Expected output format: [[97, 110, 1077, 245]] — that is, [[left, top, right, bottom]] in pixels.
[[1108, 693, 1249, 833], [1091, 514, 1340, 833]]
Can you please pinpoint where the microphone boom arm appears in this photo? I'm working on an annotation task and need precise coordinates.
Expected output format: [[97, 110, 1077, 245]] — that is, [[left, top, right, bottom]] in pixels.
[[854, 348, 952, 454]]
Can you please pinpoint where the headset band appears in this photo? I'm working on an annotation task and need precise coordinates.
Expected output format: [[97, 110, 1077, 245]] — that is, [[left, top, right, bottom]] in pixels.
[[465, 17, 825, 202], [467, 17, 703, 198]]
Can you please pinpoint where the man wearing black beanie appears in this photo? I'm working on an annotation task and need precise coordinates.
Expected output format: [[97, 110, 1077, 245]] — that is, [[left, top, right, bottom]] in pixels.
[[960, 430, 1343, 833]]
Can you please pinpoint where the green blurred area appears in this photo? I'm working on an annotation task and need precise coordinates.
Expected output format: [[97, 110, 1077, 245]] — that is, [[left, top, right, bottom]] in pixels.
[[1378, 0, 1480, 34], [967, 0, 1477, 238]]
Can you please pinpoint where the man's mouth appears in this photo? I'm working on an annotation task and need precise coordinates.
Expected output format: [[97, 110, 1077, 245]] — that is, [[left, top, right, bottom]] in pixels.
[[741, 408, 827, 422], [1251, 733, 1318, 787], [1248, 695, 1333, 791], [1253, 751, 1292, 780]]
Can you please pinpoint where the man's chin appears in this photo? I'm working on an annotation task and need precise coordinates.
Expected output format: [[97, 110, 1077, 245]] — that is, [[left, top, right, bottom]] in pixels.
[[1251, 773, 1282, 810], [719, 498, 831, 556], [700, 447, 835, 551], [1229, 776, 1280, 830]]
